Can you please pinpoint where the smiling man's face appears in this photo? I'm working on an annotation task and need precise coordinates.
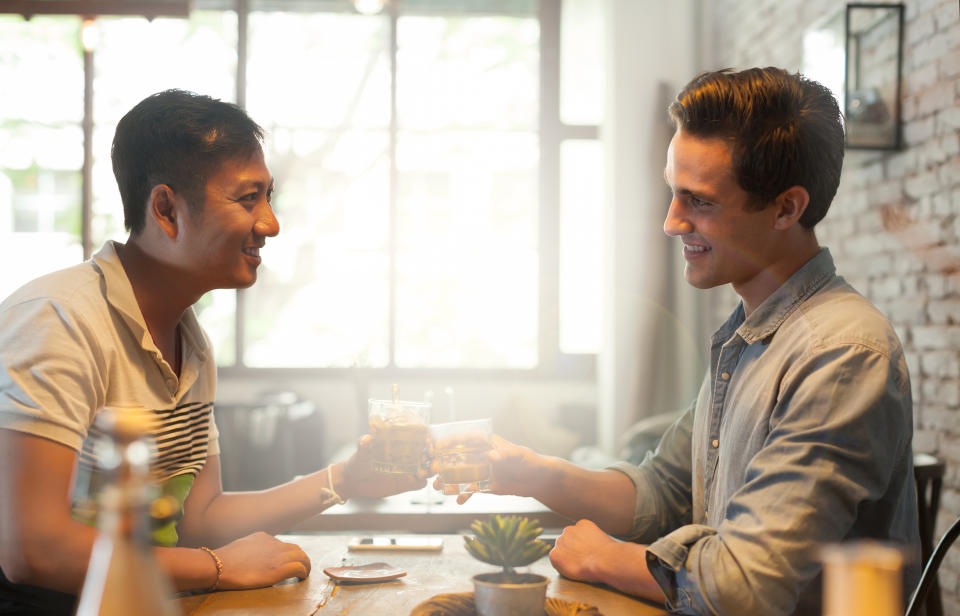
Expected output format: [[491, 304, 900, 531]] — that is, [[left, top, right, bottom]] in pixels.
[[177, 148, 280, 291], [662, 129, 782, 298]]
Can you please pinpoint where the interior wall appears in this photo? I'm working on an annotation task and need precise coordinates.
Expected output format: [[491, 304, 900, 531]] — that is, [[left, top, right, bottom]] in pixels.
[[707, 0, 960, 609], [598, 0, 703, 453]]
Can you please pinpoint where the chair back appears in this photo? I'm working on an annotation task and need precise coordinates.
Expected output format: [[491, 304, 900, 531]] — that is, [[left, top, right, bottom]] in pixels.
[[905, 514, 960, 616]]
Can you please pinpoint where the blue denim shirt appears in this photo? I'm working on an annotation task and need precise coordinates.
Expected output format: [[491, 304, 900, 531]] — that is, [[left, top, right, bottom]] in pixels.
[[611, 249, 920, 615]]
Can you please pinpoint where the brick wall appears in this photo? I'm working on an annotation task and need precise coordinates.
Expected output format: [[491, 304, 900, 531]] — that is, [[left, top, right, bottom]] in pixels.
[[707, 0, 960, 608]]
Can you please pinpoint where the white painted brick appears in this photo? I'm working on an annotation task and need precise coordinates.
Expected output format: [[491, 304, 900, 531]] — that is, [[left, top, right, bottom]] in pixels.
[[905, 61, 939, 96], [870, 276, 904, 300], [903, 95, 920, 123], [907, 10, 937, 47], [843, 233, 885, 258], [905, 170, 942, 199], [936, 106, 960, 132], [869, 179, 907, 205], [940, 158, 960, 188], [936, 0, 960, 32], [940, 273, 960, 297], [885, 296, 926, 323], [886, 150, 918, 177], [918, 245, 960, 273], [914, 326, 960, 349], [941, 48, 960, 80], [892, 251, 926, 275], [914, 428, 939, 453], [929, 300, 960, 326], [856, 210, 885, 234], [911, 32, 950, 71], [840, 254, 897, 279], [916, 0, 951, 16], [921, 350, 960, 377], [933, 191, 954, 216], [905, 116, 936, 145], [923, 401, 960, 426], [918, 82, 957, 117], [918, 135, 958, 169], [926, 273, 951, 299], [907, 349, 924, 377]]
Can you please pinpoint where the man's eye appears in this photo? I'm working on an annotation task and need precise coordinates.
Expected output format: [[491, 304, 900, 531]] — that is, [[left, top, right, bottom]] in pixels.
[[690, 195, 712, 208]]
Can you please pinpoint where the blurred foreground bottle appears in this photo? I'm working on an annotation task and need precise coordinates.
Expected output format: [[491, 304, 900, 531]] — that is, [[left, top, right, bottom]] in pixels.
[[74, 407, 182, 616], [821, 541, 904, 616]]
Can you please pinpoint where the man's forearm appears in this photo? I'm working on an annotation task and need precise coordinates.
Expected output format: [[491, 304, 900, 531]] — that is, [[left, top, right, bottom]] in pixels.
[[599, 543, 667, 602], [179, 468, 333, 548], [549, 520, 666, 603], [521, 455, 637, 536]]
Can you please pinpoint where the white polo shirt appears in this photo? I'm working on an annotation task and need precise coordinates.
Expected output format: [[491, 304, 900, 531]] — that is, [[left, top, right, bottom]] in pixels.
[[0, 241, 220, 481]]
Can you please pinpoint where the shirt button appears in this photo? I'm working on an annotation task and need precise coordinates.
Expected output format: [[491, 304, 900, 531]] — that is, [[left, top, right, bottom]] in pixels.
[[721, 372, 730, 380], [712, 439, 719, 448]]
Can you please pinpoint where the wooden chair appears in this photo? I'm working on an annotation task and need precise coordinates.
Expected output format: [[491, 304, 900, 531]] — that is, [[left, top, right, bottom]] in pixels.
[[908, 453, 946, 616]]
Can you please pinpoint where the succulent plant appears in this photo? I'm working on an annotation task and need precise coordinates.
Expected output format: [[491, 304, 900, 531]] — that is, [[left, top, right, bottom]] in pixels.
[[464, 515, 552, 578]]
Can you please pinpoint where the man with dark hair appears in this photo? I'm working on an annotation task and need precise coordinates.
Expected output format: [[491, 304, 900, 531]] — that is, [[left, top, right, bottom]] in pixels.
[[0, 89, 424, 614], [466, 67, 920, 615]]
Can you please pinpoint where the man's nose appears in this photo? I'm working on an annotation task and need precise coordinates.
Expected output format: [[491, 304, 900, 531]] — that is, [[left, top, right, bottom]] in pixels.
[[255, 202, 280, 237], [663, 198, 692, 237]]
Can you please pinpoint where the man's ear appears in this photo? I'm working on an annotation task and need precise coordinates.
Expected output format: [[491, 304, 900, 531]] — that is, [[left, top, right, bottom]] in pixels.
[[772, 186, 810, 230], [148, 185, 181, 239]]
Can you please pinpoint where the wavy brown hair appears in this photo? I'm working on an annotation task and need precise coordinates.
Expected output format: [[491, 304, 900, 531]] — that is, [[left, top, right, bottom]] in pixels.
[[668, 67, 844, 229]]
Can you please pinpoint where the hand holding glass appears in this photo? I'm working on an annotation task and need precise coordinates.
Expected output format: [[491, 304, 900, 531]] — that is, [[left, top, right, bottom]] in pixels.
[[431, 418, 493, 495]]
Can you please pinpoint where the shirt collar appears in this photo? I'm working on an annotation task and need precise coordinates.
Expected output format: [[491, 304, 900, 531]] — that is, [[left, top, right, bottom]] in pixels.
[[91, 241, 209, 362], [712, 248, 837, 346]]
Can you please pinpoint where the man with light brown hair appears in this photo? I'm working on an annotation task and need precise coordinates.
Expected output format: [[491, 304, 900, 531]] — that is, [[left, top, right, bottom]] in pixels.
[[471, 67, 921, 615]]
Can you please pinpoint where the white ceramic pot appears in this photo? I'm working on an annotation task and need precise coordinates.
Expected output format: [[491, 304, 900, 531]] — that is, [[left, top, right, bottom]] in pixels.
[[472, 572, 549, 616]]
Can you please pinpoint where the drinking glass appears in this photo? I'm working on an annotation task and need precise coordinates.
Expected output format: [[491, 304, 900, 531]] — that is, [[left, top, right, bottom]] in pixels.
[[431, 418, 493, 495], [368, 399, 431, 474]]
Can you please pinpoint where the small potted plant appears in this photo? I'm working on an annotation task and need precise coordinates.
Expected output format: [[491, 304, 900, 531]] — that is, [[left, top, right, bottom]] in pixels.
[[464, 515, 553, 616]]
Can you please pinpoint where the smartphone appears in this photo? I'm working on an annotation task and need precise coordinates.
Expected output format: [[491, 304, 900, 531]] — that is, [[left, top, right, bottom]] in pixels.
[[347, 535, 444, 552]]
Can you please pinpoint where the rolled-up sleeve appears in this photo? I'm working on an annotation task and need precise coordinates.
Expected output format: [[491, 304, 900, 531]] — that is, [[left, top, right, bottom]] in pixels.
[[608, 401, 696, 543]]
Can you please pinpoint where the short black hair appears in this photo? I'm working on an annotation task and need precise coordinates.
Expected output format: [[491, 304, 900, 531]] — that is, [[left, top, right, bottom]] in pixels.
[[668, 67, 844, 229], [111, 89, 264, 235]]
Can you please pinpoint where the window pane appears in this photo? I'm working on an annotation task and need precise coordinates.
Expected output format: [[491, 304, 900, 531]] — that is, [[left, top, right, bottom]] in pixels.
[[88, 11, 239, 363], [559, 140, 602, 354], [196, 289, 237, 366], [0, 16, 84, 299], [396, 15, 539, 368], [243, 10, 392, 367], [559, 0, 604, 126], [395, 132, 538, 368], [90, 11, 238, 249], [397, 16, 538, 131]]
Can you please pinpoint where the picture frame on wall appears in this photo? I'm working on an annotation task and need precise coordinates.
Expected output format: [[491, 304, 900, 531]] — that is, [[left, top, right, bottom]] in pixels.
[[844, 3, 904, 150]]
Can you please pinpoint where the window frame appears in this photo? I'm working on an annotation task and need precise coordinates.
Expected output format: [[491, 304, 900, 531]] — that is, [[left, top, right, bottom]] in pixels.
[[64, 0, 599, 380]]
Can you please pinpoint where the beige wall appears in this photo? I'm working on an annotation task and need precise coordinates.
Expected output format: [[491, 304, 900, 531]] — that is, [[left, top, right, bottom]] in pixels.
[[706, 0, 960, 609]]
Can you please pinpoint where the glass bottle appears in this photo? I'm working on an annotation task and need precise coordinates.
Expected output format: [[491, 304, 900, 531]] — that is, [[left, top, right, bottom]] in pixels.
[[821, 541, 904, 616], [74, 407, 182, 616]]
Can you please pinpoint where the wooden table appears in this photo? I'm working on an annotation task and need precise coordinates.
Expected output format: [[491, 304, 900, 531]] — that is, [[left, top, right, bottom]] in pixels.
[[177, 534, 668, 615]]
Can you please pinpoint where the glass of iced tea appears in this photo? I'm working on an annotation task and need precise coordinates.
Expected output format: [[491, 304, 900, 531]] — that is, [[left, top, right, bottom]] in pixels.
[[368, 399, 431, 474], [431, 418, 493, 495]]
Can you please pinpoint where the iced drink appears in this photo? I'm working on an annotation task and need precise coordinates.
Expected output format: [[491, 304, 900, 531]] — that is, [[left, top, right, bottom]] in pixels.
[[431, 419, 492, 495], [368, 400, 431, 474]]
